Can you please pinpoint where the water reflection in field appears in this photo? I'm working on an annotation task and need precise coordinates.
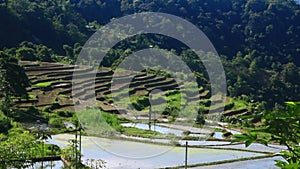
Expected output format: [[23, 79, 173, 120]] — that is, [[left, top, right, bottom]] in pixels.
[[49, 134, 266, 169]]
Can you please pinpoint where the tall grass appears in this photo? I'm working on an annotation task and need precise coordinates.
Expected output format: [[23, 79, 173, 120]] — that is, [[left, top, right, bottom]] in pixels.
[[76, 109, 123, 137]]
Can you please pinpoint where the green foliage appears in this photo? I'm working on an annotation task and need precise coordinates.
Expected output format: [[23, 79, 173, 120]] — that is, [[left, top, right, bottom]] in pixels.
[[28, 94, 36, 99], [0, 0, 299, 107], [0, 131, 38, 168], [10, 106, 42, 123], [122, 127, 160, 138], [62, 139, 81, 162], [101, 111, 124, 132], [232, 102, 300, 168], [49, 118, 64, 128], [57, 110, 73, 118], [61, 139, 90, 168], [76, 109, 123, 136], [162, 105, 179, 118], [16, 46, 36, 61], [195, 114, 205, 125], [0, 110, 12, 134], [131, 95, 149, 111], [0, 0, 88, 53], [0, 51, 29, 98], [146, 68, 171, 78], [264, 102, 300, 145], [230, 98, 249, 110], [232, 132, 267, 147], [275, 148, 300, 169], [15, 42, 55, 62], [63, 44, 74, 59]]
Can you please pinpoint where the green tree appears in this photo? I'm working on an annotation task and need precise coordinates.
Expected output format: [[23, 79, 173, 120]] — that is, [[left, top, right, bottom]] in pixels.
[[63, 44, 74, 59], [233, 101, 300, 168], [0, 110, 12, 134], [15, 46, 37, 61], [0, 131, 38, 168], [62, 139, 81, 167], [196, 113, 205, 125], [33, 126, 52, 169], [36, 45, 53, 62], [0, 51, 29, 95]]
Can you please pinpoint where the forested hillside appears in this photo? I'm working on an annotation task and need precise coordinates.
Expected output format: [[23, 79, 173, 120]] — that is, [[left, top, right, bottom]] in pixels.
[[0, 0, 300, 108]]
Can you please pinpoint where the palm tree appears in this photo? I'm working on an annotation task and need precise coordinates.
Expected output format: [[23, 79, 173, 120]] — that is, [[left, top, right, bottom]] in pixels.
[[74, 121, 83, 168], [35, 126, 51, 169]]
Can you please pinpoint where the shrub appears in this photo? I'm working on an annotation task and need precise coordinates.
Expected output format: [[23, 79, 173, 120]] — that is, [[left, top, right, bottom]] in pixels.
[[57, 111, 73, 117], [0, 115, 12, 134], [43, 106, 52, 113], [49, 118, 64, 128], [196, 114, 205, 125]]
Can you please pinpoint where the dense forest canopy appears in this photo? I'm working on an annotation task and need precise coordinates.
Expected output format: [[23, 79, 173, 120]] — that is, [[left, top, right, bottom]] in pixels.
[[0, 0, 299, 108]]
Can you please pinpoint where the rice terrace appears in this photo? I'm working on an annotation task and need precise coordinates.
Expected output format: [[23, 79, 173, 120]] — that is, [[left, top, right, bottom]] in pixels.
[[9, 61, 287, 168], [0, 0, 299, 169]]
